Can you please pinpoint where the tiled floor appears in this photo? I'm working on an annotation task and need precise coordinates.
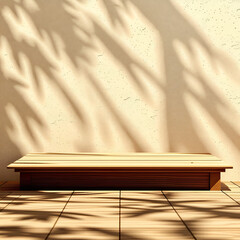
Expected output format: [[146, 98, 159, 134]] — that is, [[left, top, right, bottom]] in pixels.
[[0, 181, 240, 240]]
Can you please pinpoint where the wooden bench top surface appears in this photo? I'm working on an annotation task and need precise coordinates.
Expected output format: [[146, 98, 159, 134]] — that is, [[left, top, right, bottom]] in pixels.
[[7, 153, 232, 170]]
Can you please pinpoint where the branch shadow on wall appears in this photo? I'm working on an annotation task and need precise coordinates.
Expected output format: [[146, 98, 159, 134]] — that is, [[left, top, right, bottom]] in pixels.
[[103, 0, 240, 153]]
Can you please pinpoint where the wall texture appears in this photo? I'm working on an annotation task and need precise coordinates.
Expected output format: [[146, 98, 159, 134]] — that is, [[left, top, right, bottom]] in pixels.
[[1, 0, 240, 180]]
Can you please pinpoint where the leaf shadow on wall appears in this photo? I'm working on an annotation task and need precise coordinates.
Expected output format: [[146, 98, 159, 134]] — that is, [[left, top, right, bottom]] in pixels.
[[0, 0, 153, 180], [0, 3, 45, 179], [0, 0, 91, 179], [1, 0, 240, 181]]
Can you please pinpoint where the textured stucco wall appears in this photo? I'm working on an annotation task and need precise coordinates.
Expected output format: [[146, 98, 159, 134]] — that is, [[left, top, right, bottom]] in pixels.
[[0, 0, 240, 181]]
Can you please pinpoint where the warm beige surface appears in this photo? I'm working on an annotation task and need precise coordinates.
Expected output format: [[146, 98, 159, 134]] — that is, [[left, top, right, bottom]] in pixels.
[[7, 153, 232, 169], [121, 191, 193, 239], [1, 0, 240, 181], [49, 191, 119, 240], [0, 182, 240, 239], [163, 189, 240, 240]]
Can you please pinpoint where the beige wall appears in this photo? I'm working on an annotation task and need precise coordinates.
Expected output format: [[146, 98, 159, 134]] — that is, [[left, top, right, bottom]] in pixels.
[[1, 0, 240, 181]]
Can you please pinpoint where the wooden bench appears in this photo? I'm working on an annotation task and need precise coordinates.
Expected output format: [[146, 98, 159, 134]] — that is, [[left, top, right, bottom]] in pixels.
[[7, 153, 232, 190]]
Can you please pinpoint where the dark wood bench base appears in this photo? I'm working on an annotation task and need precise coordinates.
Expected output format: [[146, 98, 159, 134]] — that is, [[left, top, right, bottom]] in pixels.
[[20, 171, 220, 190]]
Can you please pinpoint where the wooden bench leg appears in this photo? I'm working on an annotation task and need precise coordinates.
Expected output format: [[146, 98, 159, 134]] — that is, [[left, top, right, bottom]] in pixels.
[[210, 172, 221, 191]]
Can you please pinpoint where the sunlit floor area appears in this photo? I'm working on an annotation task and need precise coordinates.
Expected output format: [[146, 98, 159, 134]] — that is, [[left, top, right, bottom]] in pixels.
[[0, 181, 240, 240]]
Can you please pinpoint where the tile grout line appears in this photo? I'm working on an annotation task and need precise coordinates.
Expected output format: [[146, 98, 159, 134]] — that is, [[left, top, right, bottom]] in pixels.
[[222, 190, 240, 205], [0, 193, 21, 212], [119, 190, 121, 240], [161, 191, 197, 240], [45, 191, 74, 240], [0, 191, 10, 201]]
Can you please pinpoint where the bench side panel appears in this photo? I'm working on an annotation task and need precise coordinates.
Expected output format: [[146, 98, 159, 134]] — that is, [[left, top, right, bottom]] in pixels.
[[20, 171, 210, 190]]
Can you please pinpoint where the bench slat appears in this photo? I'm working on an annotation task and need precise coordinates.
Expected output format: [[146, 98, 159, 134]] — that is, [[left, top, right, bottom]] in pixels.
[[8, 153, 232, 169], [23, 152, 220, 159]]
